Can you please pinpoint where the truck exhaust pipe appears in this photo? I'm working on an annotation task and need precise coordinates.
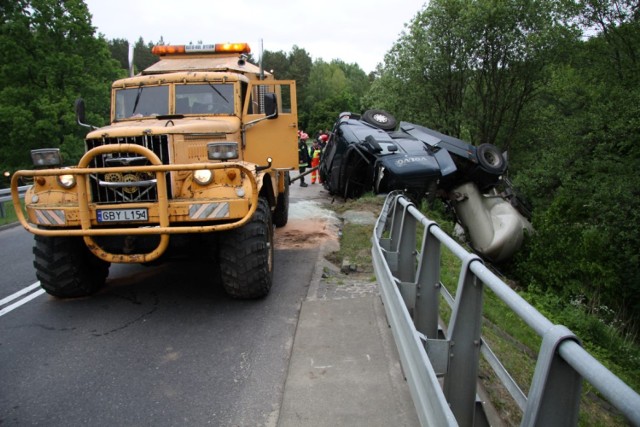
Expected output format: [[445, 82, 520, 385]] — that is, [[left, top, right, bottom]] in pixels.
[[128, 41, 134, 77]]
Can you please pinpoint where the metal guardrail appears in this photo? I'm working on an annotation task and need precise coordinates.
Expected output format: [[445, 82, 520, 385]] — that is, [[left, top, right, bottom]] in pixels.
[[371, 191, 640, 427], [0, 185, 29, 218]]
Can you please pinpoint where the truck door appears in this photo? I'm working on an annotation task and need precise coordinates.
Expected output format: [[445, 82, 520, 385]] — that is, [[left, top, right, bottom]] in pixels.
[[242, 80, 298, 169]]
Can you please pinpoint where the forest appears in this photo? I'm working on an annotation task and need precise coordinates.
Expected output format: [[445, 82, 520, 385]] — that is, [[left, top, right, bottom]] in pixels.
[[1, 0, 639, 395]]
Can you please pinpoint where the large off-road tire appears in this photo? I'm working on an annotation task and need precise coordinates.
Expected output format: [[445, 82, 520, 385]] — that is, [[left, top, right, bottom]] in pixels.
[[273, 172, 290, 228], [362, 109, 397, 131], [33, 234, 110, 298], [218, 197, 274, 299]]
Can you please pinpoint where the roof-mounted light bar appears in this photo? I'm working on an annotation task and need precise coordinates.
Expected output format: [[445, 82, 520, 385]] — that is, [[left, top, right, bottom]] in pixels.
[[151, 43, 251, 56]]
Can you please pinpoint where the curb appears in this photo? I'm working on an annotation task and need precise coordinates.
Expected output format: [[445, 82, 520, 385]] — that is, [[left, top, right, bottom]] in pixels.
[[0, 221, 20, 232]]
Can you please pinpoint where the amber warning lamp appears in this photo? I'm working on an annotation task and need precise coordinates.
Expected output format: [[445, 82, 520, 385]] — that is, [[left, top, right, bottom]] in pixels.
[[152, 43, 251, 56]]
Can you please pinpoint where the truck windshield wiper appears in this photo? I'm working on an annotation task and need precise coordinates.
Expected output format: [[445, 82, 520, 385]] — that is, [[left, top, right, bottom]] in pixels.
[[208, 82, 229, 104], [132, 85, 143, 114]]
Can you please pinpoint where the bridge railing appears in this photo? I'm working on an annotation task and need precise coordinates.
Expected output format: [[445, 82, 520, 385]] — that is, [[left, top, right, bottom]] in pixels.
[[371, 191, 640, 426], [0, 186, 29, 218]]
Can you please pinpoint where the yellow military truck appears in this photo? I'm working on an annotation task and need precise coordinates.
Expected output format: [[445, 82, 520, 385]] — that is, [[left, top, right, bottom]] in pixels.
[[10, 42, 298, 299]]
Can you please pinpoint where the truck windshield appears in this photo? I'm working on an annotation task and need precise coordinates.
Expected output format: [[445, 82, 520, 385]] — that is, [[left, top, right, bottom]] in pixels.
[[175, 83, 234, 114], [115, 85, 169, 120]]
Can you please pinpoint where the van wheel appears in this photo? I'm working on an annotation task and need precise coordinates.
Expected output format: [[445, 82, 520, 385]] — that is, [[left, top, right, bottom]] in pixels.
[[219, 197, 274, 299], [273, 172, 290, 227], [477, 143, 506, 174], [33, 234, 110, 298], [362, 109, 397, 131]]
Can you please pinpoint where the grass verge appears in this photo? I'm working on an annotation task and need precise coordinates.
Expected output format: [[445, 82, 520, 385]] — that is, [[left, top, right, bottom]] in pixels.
[[0, 200, 19, 227], [323, 193, 385, 273]]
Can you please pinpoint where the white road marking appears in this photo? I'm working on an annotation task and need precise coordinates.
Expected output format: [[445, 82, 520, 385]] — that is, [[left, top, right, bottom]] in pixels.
[[0, 282, 46, 317], [0, 282, 41, 306]]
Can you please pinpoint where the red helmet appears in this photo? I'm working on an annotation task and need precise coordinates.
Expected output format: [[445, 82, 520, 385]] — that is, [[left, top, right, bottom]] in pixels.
[[320, 134, 328, 142]]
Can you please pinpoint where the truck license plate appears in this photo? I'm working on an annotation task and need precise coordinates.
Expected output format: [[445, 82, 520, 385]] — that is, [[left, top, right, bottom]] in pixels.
[[97, 208, 148, 223]]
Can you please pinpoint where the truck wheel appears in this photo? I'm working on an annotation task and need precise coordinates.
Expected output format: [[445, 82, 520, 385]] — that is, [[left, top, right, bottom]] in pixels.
[[219, 197, 274, 299], [33, 234, 110, 298], [362, 109, 397, 131], [273, 172, 289, 228], [476, 143, 506, 174]]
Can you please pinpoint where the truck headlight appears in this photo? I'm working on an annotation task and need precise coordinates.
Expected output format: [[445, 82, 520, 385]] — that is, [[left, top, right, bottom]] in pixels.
[[31, 148, 62, 167], [57, 170, 76, 189], [193, 169, 213, 185], [207, 142, 238, 160]]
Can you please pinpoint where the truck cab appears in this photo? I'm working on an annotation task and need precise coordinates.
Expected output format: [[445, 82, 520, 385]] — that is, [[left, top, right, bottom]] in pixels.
[[11, 42, 298, 299]]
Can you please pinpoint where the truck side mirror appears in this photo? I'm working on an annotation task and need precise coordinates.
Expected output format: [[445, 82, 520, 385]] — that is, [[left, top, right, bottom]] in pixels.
[[264, 93, 278, 119], [75, 98, 86, 125], [74, 98, 96, 129]]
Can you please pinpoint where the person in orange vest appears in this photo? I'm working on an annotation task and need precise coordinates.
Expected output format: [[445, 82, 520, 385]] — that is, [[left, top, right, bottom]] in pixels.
[[310, 139, 323, 184]]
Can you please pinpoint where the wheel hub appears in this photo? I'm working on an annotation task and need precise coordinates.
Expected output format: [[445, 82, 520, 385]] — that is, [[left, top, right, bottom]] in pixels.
[[373, 113, 389, 124]]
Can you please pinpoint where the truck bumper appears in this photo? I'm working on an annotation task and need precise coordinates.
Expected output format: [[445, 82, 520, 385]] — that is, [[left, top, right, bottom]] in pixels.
[[10, 144, 259, 263]]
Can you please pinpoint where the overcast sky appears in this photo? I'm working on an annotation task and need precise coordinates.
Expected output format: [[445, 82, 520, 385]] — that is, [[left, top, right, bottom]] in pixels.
[[84, 0, 426, 74]]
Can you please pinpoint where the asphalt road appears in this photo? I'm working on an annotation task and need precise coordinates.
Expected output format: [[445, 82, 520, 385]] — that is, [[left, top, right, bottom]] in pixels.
[[0, 195, 321, 426]]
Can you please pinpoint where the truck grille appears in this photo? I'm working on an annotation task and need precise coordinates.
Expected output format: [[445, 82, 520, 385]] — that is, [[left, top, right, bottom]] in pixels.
[[86, 135, 172, 204]]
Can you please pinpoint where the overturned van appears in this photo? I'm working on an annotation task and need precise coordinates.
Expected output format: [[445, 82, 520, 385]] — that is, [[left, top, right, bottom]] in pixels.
[[319, 110, 532, 262]]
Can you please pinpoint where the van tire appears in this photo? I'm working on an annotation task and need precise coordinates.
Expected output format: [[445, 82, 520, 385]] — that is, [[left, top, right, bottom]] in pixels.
[[33, 234, 110, 298], [476, 143, 506, 174], [362, 110, 397, 131], [219, 197, 274, 299]]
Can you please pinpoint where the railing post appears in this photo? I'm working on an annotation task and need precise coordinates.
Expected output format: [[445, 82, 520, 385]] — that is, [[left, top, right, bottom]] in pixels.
[[372, 193, 459, 426], [380, 194, 407, 280], [443, 254, 484, 426], [397, 209, 416, 283], [522, 325, 582, 427], [414, 222, 441, 339], [388, 194, 405, 253]]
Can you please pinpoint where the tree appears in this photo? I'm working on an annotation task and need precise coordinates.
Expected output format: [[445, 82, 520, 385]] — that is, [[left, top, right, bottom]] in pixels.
[[578, 0, 640, 80], [366, 0, 574, 148], [133, 37, 158, 72], [463, 0, 576, 149], [304, 59, 369, 132], [0, 0, 123, 172], [512, 10, 640, 327], [287, 45, 313, 87], [363, 1, 471, 135], [287, 46, 313, 126], [260, 47, 367, 132], [261, 50, 289, 78], [108, 38, 129, 70]]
